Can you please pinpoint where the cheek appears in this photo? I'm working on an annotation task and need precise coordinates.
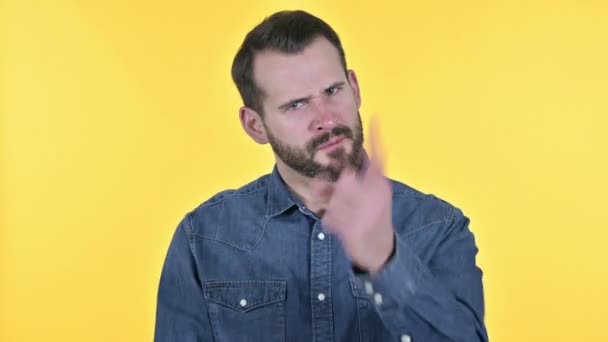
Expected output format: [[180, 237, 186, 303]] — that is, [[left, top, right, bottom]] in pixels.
[[269, 121, 310, 146], [273, 114, 316, 143], [330, 93, 359, 116]]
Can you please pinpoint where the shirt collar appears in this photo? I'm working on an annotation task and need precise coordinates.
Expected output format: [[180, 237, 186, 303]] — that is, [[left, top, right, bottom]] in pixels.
[[266, 165, 302, 218]]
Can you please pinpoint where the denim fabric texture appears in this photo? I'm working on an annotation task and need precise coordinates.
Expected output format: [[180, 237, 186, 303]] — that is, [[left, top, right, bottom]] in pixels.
[[155, 167, 488, 342]]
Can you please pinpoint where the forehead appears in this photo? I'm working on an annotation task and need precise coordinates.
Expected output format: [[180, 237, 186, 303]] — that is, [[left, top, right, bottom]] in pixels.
[[253, 37, 346, 107]]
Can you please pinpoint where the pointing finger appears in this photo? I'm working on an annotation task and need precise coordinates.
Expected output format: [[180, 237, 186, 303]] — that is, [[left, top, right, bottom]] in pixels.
[[368, 115, 386, 175]]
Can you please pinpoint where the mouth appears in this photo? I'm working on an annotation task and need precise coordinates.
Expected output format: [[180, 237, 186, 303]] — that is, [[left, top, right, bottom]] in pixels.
[[317, 136, 346, 151]]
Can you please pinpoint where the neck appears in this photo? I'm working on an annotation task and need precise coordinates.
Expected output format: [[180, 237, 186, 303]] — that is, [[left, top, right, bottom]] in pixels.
[[275, 161, 333, 217]]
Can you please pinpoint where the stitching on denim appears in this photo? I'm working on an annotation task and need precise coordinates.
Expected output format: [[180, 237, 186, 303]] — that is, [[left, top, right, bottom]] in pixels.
[[327, 234, 334, 337], [204, 280, 287, 311], [200, 185, 267, 208], [189, 214, 269, 252], [190, 233, 257, 252], [251, 216, 271, 250], [265, 177, 273, 217], [391, 185, 426, 199], [401, 218, 449, 237], [204, 296, 286, 312], [205, 280, 286, 287], [185, 214, 197, 254], [185, 214, 206, 293], [355, 288, 363, 342]]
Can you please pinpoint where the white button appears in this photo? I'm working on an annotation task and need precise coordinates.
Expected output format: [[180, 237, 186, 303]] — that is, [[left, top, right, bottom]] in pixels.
[[239, 299, 247, 307], [374, 293, 383, 305], [401, 334, 411, 342], [317, 232, 325, 240], [364, 281, 373, 295], [317, 293, 326, 301]]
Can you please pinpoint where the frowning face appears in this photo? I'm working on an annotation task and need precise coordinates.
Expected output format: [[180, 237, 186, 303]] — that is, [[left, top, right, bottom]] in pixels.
[[249, 36, 364, 181]]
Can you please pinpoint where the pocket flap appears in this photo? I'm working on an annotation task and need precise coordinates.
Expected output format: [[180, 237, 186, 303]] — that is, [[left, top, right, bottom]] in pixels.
[[204, 280, 286, 312]]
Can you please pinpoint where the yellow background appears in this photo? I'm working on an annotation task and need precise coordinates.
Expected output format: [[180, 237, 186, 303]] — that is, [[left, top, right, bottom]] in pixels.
[[2, 0, 607, 341]]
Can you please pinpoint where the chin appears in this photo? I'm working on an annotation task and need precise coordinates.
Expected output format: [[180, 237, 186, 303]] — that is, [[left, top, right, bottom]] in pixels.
[[317, 150, 349, 167]]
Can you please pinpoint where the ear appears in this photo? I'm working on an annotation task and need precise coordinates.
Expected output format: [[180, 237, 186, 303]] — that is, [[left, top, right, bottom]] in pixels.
[[239, 106, 268, 144], [347, 69, 362, 109]]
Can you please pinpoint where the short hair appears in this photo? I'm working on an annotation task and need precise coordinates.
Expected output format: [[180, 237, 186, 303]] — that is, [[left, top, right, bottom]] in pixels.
[[231, 10, 348, 116]]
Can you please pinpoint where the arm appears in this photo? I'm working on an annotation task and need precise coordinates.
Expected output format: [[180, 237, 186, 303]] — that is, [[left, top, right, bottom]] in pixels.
[[353, 207, 488, 342], [154, 216, 214, 342]]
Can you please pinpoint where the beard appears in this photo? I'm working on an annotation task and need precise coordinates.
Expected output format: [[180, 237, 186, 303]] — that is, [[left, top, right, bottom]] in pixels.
[[265, 114, 364, 182]]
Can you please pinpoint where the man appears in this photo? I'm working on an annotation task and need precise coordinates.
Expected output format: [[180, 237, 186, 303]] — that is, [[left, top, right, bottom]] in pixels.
[[155, 10, 488, 342]]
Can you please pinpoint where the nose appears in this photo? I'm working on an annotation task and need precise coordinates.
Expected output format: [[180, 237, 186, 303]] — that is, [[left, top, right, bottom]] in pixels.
[[309, 98, 338, 133]]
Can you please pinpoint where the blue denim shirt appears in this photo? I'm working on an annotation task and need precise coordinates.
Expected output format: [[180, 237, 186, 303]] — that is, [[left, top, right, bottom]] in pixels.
[[155, 167, 488, 342]]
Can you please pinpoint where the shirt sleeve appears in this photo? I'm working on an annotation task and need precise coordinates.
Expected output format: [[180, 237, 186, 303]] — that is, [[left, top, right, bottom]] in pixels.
[[154, 215, 214, 342], [352, 207, 489, 342]]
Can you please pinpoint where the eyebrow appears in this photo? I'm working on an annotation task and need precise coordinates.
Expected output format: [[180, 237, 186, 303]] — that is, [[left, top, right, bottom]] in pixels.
[[277, 81, 346, 111]]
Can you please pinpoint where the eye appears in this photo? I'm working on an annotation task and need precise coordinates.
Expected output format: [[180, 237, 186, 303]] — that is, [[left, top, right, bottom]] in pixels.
[[287, 100, 305, 111], [326, 86, 342, 96]]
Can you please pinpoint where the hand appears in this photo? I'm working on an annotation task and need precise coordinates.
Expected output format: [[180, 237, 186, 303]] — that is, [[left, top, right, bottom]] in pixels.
[[319, 117, 395, 273]]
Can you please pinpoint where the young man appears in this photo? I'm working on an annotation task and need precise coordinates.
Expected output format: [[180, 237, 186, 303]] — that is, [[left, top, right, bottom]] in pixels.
[[155, 10, 488, 342]]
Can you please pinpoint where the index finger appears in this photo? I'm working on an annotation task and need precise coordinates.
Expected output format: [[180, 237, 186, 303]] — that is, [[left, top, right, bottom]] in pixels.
[[368, 114, 386, 174]]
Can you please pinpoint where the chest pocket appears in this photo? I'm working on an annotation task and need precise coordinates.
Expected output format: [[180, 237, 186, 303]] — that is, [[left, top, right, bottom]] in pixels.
[[204, 280, 286, 342]]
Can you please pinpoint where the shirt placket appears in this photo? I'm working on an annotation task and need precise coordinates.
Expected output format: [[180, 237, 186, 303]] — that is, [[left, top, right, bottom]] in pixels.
[[309, 219, 334, 342]]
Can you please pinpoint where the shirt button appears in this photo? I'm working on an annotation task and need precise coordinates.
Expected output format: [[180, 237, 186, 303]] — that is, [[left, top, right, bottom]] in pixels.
[[364, 281, 373, 295], [401, 334, 411, 342], [317, 293, 326, 301], [317, 232, 325, 240], [239, 299, 247, 307], [373, 293, 383, 305]]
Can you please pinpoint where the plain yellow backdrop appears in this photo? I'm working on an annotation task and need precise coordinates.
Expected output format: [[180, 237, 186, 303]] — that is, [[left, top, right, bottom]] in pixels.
[[2, 0, 607, 341]]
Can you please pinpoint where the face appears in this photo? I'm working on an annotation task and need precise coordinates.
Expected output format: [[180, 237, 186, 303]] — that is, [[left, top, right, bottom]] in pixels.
[[246, 37, 364, 182]]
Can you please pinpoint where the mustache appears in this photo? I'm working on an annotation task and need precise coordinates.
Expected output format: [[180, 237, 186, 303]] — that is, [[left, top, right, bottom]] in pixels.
[[307, 126, 354, 154]]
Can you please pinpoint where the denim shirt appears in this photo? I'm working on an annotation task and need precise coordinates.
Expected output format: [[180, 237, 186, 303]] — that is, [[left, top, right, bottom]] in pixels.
[[155, 167, 488, 342]]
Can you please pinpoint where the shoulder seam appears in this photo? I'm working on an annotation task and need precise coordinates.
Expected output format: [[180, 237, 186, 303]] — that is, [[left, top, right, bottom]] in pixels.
[[401, 217, 450, 237], [198, 179, 269, 208]]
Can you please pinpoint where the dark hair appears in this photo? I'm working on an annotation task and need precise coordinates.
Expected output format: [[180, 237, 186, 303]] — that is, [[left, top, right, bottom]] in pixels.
[[231, 10, 348, 115]]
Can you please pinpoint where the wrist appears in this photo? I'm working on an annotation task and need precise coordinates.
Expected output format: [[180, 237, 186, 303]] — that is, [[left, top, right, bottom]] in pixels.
[[353, 233, 396, 274]]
